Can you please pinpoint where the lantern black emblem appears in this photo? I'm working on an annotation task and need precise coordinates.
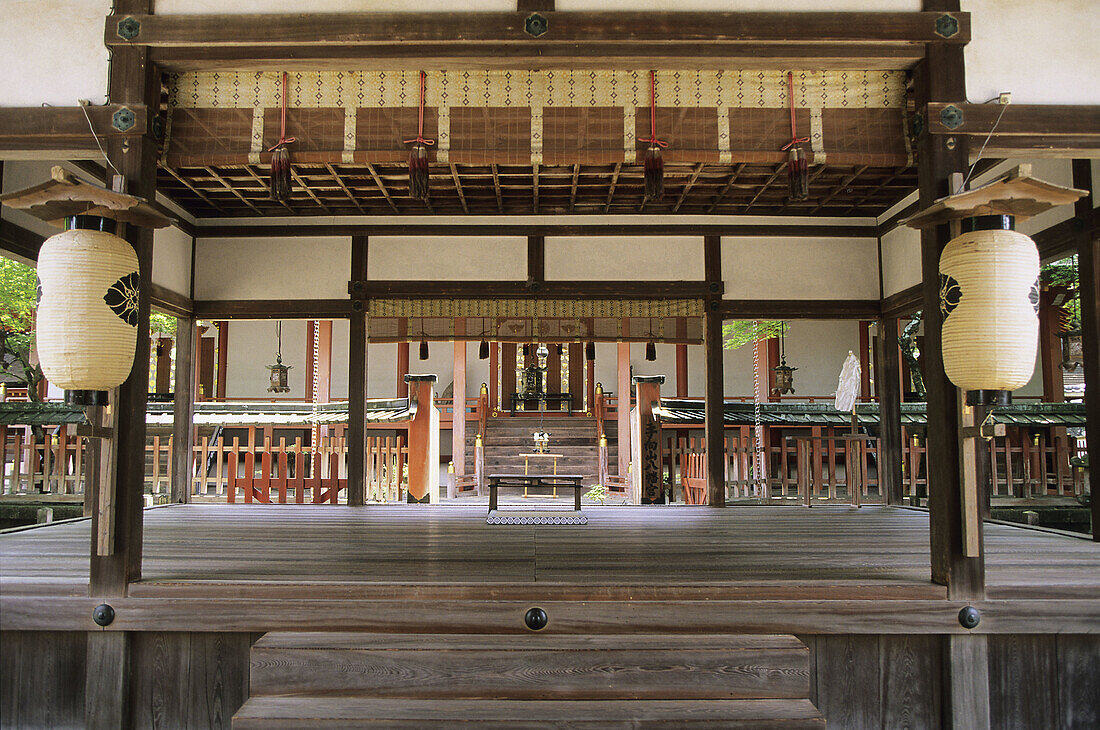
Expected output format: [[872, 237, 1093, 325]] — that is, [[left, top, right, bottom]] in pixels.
[[939, 274, 962, 319], [1029, 279, 1041, 314], [103, 272, 140, 327]]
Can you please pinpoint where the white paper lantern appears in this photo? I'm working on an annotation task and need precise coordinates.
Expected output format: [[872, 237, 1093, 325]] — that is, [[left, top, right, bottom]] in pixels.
[[939, 223, 1040, 394], [36, 226, 139, 391]]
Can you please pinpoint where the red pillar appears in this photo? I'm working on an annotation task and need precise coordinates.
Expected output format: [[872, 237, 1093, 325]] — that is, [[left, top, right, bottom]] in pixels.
[[617, 342, 631, 477]]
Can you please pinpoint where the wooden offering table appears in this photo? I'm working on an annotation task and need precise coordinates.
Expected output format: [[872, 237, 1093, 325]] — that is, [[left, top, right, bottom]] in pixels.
[[487, 474, 586, 512]]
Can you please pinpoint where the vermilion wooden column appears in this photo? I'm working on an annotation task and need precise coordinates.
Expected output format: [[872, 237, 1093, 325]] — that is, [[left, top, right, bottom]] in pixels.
[[405, 374, 440, 503], [452, 339, 467, 476], [617, 342, 631, 477], [397, 342, 410, 398], [675, 344, 688, 397]]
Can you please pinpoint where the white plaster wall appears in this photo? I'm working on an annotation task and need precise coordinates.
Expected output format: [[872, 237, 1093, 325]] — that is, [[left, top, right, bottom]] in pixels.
[[331, 319, 350, 400], [224, 319, 309, 399], [721, 237, 880, 300], [1016, 158, 1075, 239], [964, 0, 1100, 105], [194, 237, 350, 299], [152, 225, 193, 298], [367, 237, 525, 281], [545, 237, 704, 281], [366, 342, 397, 398], [0, 1, 110, 107], [880, 225, 922, 298]]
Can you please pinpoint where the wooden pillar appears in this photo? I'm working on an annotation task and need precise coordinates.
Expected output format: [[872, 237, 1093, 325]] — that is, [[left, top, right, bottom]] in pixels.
[[675, 344, 688, 397], [397, 342, 410, 398], [568, 343, 584, 410], [705, 235, 725, 507], [316, 320, 332, 402], [632, 375, 665, 504], [87, 3, 156, 725], [917, 5, 989, 726], [915, 21, 984, 600], [405, 374, 440, 503], [617, 342, 631, 477], [215, 320, 228, 400], [452, 339, 467, 476], [154, 337, 172, 393], [546, 343, 562, 407], [170, 317, 196, 504], [877, 317, 904, 505], [1072, 159, 1099, 542], [488, 341, 499, 412], [501, 342, 517, 412], [347, 235, 368, 506]]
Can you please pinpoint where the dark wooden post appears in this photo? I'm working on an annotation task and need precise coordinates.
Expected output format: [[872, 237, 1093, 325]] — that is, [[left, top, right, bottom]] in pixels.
[[1072, 159, 1099, 541], [877, 317, 904, 505], [347, 235, 368, 506], [86, 2, 157, 726], [170, 316, 196, 504], [918, 4, 989, 726], [704, 235, 725, 507]]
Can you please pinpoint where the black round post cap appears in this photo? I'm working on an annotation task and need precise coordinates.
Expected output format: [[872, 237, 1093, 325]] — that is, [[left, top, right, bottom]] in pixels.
[[524, 606, 548, 631], [92, 603, 116, 627], [958, 605, 980, 629]]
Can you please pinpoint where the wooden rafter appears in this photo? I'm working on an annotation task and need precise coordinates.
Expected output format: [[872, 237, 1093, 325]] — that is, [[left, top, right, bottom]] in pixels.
[[810, 165, 870, 214], [532, 163, 540, 214], [491, 164, 503, 213], [325, 163, 365, 214], [743, 163, 787, 212], [603, 162, 622, 214], [449, 163, 469, 214], [705, 163, 747, 213], [365, 163, 400, 213], [569, 164, 580, 213], [242, 164, 295, 214], [162, 165, 225, 213], [203, 166, 263, 215], [288, 168, 332, 213], [672, 163, 705, 213], [773, 165, 829, 215]]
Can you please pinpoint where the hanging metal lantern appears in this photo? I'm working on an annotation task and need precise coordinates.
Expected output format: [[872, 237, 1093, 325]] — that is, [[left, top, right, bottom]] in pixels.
[[1060, 330, 1083, 372], [266, 321, 291, 393], [772, 322, 796, 395], [478, 340, 490, 360], [0, 166, 171, 402], [536, 343, 549, 361], [905, 166, 1085, 404]]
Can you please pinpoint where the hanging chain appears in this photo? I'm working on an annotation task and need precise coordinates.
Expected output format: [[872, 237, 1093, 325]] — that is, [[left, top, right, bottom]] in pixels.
[[752, 321, 764, 497]]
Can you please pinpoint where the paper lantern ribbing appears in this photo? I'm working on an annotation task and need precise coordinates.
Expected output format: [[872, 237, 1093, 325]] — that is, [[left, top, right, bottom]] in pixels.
[[36, 226, 140, 391], [939, 223, 1040, 394]]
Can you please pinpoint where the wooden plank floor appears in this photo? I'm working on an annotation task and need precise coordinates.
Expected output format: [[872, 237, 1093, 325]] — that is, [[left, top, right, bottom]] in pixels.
[[1, 505, 1098, 600]]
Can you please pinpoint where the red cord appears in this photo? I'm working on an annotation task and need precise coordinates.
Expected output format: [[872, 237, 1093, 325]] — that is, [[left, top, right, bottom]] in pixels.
[[403, 70, 436, 147], [638, 70, 668, 148], [267, 72, 297, 151], [781, 71, 809, 151]]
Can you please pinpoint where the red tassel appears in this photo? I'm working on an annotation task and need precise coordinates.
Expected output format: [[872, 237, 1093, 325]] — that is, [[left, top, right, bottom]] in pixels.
[[644, 144, 664, 202], [786, 145, 809, 202], [270, 146, 292, 202], [409, 143, 429, 201]]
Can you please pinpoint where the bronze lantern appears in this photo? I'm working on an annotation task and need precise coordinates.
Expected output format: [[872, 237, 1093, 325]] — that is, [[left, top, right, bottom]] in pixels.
[[1060, 329, 1083, 372], [266, 321, 291, 393]]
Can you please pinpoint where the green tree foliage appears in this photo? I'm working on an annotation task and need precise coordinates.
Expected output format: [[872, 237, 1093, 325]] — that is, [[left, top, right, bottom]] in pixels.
[[721, 320, 786, 350], [1041, 254, 1080, 327], [0, 256, 44, 399]]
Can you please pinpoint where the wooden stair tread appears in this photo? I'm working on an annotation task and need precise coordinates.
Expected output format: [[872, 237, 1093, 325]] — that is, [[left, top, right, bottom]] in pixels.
[[233, 697, 826, 728]]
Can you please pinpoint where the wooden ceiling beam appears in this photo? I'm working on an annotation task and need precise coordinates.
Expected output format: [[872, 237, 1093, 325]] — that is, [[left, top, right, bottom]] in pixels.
[[810, 165, 870, 215], [705, 163, 748, 213], [242, 164, 296, 214], [449, 164, 470, 214], [108, 12, 968, 47], [204, 166, 264, 216], [161, 165, 225, 214], [196, 222, 875, 238], [491, 164, 504, 213], [325, 163, 365, 214], [365, 163, 400, 214]]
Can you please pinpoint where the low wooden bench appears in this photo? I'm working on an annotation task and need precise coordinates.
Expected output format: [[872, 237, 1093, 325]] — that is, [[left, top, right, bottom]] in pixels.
[[487, 473, 586, 512]]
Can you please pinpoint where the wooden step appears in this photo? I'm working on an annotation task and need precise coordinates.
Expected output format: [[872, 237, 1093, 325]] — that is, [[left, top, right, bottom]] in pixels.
[[233, 697, 826, 728], [249, 633, 811, 700]]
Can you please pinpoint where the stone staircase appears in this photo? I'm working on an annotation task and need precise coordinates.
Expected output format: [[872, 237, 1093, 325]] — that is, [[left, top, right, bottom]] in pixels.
[[465, 415, 618, 486], [233, 632, 825, 728]]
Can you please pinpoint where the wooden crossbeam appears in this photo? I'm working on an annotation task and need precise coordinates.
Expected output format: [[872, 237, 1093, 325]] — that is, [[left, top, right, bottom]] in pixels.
[[532, 163, 540, 213], [810, 165, 870, 214], [242, 164, 296, 214], [162, 165, 225, 214], [350, 280, 714, 300], [289, 168, 332, 213], [491, 164, 504, 213], [603, 162, 622, 213], [743, 163, 786, 212], [706, 163, 747, 213], [107, 12, 970, 47], [672, 163, 705, 213], [569, 164, 580, 212], [0, 105, 147, 153]]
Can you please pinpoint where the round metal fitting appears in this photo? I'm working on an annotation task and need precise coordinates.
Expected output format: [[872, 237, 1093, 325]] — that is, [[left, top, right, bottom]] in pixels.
[[524, 606, 548, 631], [92, 603, 116, 627], [958, 605, 980, 629]]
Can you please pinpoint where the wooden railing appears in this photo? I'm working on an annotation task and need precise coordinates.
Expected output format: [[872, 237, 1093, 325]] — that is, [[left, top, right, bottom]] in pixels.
[[0, 426, 85, 496]]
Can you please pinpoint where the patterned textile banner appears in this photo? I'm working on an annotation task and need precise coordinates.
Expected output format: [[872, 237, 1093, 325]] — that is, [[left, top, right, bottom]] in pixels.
[[366, 298, 705, 344], [164, 69, 909, 168]]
